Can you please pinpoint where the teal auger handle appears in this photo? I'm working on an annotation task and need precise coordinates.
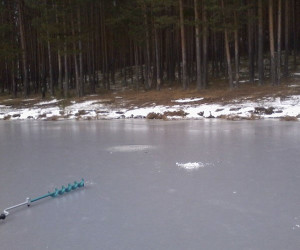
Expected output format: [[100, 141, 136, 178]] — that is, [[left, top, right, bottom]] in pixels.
[[1, 179, 85, 220]]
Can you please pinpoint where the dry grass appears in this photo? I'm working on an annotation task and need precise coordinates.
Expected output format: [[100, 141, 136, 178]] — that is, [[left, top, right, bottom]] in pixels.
[[38, 113, 47, 119], [146, 113, 164, 119], [108, 79, 300, 109], [146, 110, 188, 120], [3, 115, 11, 120], [254, 107, 274, 115], [163, 110, 188, 117], [218, 114, 261, 121], [45, 115, 61, 121], [280, 116, 298, 121], [75, 110, 87, 116], [1, 78, 300, 111]]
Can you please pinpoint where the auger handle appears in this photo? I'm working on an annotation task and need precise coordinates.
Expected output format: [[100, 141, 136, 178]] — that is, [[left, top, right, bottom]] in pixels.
[[1, 179, 84, 221]]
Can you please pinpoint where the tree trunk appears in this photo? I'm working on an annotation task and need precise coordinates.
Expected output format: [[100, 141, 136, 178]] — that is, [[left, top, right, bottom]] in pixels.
[[234, 11, 239, 87], [12, 62, 17, 98], [142, 2, 151, 90], [248, 0, 255, 83], [224, 30, 233, 89], [194, 0, 202, 90], [277, 0, 282, 85], [44, 5, 54, 97], [221, 0, 233, 88], [154, 29, 161, 91], [89, 3, 96, 94], [47, 34, 54, 96], [17, 0, 29, 97], [202, 1, 208, 88], [269, 0, 276, 85], [71, 15, 80, 97], [57, 51, 62, 94], [284, 0, 289, 77], [54, 3, 63, 94], [213, 32, 220, 77], [100, 1, 109, 90], [179, 0, 188, 90], [63, 16, 68, 98], [258, 0, 264, 85], [134, 43, 139, 90], [77, 6, 84, 96], [292, 0, 297, 69]]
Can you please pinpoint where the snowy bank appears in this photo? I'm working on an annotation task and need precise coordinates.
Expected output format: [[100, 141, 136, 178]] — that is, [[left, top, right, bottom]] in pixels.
[[0, 95, 300, 121]]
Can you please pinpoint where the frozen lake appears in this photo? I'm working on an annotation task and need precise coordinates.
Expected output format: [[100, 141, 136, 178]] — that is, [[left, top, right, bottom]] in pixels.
[[1, 120, 300, 250]]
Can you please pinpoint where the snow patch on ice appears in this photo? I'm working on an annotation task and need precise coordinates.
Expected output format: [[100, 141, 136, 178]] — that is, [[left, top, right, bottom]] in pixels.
[[85, 180, 96, 186], [292, 224, 300, 230], [108, 145, 155, 153], [176, 162, 205, 170]]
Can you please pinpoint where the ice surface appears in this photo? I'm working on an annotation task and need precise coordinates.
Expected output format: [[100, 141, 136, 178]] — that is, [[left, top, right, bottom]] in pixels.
[[1, 120, 300, 249]]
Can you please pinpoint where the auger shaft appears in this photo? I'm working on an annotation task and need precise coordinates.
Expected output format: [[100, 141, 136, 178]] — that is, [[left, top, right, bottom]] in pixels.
[[0, 179, 84, 220]]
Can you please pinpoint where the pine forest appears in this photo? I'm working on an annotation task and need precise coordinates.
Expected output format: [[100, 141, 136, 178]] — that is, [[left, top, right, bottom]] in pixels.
[[0, 0, 299, 98]]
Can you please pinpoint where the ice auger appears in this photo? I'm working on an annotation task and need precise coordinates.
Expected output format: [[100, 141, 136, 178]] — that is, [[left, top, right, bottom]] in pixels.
[[0, 179, 84, 220]]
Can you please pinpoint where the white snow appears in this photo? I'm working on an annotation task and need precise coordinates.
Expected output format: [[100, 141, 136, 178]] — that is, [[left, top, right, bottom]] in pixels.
[[65, 100, 103, 111], [176, 162, 205, 170], [125, 106, 167, 118], [23, 98, 36, 101], [173, 98, 204, 103], [36, 99, 59, 105]]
